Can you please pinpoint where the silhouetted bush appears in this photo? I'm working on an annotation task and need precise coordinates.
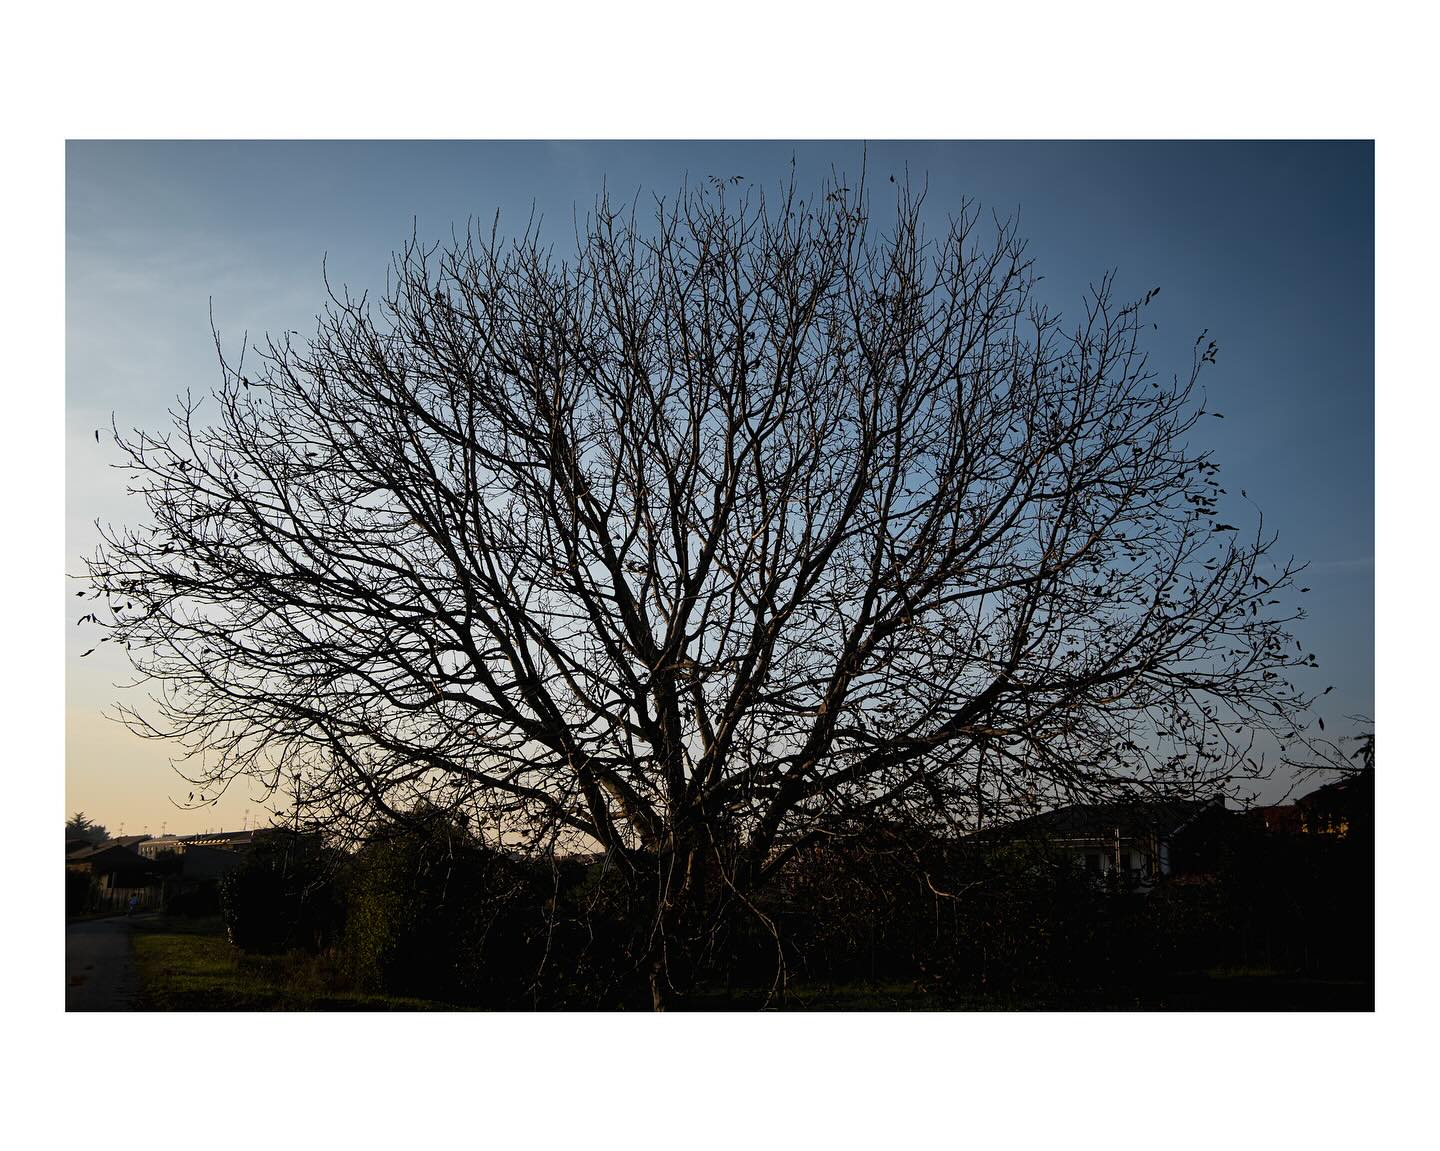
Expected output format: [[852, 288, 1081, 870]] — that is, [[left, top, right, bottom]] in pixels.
[[164, 880, 221, 917], [342, 812, 555, 1007], [537, 858, 672, 1008], [1208, 823, 1373, 980], [220, 831, 345, 953], [66, 870, 96, 916]]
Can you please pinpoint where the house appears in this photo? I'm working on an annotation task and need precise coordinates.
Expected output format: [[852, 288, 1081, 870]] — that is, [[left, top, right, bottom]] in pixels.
[[137, 835, 186, 859], [66, 842, 164, 913], [174, 842, 248, 881], [182, 829, 265, 851], [134, 828, 266, 886], [137, 828, 266, 859], [1295, 770, 1372, 840], [67, 833, 151, 856], [1244, 804, 1303, 835], [978, 797, 1231, 888], [65, 842, 157, 887], [68, 829, 269, 916], [1244, 769, 1373, 841]]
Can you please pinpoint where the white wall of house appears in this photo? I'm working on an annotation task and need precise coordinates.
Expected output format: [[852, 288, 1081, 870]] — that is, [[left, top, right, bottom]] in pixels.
[[1072, 842, 1167, 883]]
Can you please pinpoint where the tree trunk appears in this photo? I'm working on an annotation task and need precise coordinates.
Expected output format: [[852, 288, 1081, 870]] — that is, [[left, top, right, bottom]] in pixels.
[[649, 954, 668, 1012]]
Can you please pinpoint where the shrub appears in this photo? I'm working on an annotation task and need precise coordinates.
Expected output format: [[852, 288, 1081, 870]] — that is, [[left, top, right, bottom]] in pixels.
[[165, 881, 222, 917], [342, 813, 553, 1007], [220, 832, 345, 953]]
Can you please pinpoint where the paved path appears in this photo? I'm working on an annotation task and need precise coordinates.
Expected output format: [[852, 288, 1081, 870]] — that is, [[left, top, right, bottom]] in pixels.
[[66, 916, 150, 1011]]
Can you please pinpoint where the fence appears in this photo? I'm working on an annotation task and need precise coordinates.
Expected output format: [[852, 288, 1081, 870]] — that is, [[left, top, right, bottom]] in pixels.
[[75, 882, 165, 915]]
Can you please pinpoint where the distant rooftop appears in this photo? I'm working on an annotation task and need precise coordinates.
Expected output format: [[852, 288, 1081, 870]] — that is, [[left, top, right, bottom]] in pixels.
[[180, 830, 261, 845], [136, 829, 270, 857], [982, 797, 1223, 842]]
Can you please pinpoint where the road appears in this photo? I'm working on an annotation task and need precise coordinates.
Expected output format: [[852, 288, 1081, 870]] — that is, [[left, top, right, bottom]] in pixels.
[[66, 915, 148, 1011]]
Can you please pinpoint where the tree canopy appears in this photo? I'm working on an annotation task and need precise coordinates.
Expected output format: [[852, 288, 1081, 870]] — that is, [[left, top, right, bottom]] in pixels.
[[65, 812, 109, 846]]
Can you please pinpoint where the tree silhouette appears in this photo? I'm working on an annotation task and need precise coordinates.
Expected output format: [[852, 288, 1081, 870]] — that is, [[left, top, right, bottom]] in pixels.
[[65, 812, 108, 846], [83, 173, 1316, 1005]]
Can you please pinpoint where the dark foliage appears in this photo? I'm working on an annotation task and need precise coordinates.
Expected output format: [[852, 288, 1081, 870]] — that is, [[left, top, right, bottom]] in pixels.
[[220, 831, 345, 953], [65, 813, 108, 847], [165, 881, 222, 917], [208, 793, 1370, 1009], [342, 811, 553, 1007], [66, 870, 96, 917]]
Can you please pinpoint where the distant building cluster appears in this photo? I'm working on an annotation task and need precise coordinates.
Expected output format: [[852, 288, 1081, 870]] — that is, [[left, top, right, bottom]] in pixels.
[[975, 771, 1371, 889], [64, 770, 1370, 921], [978, 797, 1227, 889], [66, 827, 271, 915], [135, 829, 263, 859]]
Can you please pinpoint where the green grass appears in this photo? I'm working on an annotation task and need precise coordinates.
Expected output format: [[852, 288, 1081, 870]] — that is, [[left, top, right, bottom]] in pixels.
[[131, 916, 449, 1011], [129, 918, 1372, 1012], [681, 977, 1001, 1011]]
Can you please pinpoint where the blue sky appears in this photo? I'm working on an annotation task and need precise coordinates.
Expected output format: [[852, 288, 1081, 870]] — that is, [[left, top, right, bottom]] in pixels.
[[66, 140, 1373, 830]]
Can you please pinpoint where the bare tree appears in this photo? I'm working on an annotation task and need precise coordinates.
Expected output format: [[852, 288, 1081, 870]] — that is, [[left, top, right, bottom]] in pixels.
[[1284, 713, 1374, 781], [83, 174, 1315, 1005]]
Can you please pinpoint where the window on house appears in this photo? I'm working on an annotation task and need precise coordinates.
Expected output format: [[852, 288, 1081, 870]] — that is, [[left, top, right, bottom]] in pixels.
[[1085, 853, 1101, 872], [1119, 851, 1133, 872]]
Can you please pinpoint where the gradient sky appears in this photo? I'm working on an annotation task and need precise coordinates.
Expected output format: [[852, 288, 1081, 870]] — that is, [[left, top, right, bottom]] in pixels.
[[66, 140, 1374, 835]]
